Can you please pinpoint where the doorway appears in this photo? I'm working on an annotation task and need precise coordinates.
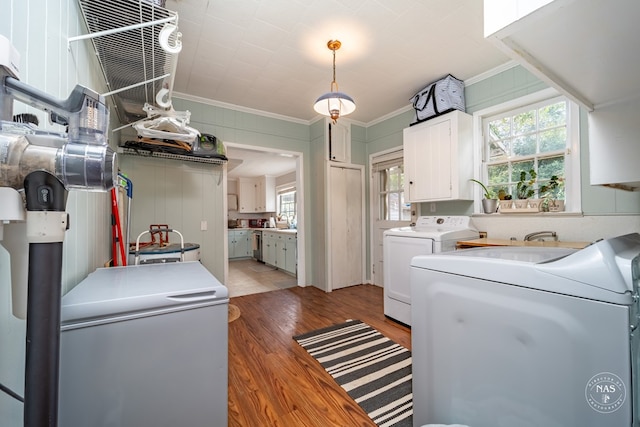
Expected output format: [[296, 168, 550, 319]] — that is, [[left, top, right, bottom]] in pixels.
[[223, 143, 305, 295]]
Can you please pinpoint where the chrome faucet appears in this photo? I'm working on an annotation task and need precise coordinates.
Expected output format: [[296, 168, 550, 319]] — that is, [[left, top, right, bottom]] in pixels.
[[524, 231, 557, 241]]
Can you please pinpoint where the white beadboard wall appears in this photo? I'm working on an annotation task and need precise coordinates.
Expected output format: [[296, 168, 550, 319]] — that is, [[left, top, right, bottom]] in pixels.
[[1, 1, 113, 425]]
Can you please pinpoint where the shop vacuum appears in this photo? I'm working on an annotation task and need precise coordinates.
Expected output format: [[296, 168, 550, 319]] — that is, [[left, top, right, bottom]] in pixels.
[[0, 36, 116, 426]]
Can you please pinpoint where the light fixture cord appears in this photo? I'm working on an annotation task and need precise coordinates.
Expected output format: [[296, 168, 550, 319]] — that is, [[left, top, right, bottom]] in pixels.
[[331, 48, 338, 92]]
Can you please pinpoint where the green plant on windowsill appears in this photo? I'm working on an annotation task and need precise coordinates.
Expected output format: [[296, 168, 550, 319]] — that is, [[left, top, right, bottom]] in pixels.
[[469, 179, 498, 214], [516, 169, 537, 200], [469, 179, 496, 199], [539, 175, 565, 212]]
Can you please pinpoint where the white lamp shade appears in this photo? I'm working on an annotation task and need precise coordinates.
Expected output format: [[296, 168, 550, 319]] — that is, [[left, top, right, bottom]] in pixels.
[[313, 91, 356, 117]]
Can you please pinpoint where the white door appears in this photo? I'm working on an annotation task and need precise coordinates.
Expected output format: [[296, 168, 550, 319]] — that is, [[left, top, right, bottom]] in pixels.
[[329, 164, 363, 290], [370, 150, 413, 288]]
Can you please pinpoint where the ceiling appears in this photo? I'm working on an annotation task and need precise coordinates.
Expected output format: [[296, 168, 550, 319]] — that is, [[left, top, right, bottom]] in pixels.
[[163, 0, 510, 178]]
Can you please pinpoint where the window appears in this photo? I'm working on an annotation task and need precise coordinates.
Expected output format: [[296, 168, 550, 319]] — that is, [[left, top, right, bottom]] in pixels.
[[377, 163, 411, 221], [278, 188, 296, 219], [480, 92, 580, 211]]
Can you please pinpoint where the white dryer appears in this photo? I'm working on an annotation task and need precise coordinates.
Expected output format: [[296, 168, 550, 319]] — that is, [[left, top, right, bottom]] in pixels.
[[383, 215, 478, 325], [410, 233, 640, 427]]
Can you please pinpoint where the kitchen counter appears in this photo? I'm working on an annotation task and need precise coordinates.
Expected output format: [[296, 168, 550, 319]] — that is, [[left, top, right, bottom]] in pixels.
[[268, 228, 297, 235], [227, 227, 296, 234], [456, 238, 591, 250]]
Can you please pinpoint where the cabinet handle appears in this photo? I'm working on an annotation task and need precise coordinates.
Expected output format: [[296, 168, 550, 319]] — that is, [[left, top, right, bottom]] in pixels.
[[409, 181, 413, 185]]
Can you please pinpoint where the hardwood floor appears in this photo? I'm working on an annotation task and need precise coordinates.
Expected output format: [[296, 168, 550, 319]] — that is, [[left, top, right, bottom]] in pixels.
[[227, 284, 410, 426]]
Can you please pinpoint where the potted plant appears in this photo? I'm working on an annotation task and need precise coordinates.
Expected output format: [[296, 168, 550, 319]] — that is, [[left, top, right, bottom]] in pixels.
[[515, 169, 537, 209], [540, 175, 565, 212], [469, 179, 498, 214], [497, 189, 513, 212]]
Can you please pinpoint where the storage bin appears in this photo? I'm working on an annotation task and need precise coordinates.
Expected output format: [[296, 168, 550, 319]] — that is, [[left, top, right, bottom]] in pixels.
[[410, 74, 465, 125]]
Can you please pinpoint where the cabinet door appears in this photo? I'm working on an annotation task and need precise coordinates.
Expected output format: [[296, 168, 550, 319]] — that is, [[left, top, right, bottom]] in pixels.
[[228, 230, 236, 258], [238, 178, 257, 212], [403, 111, 473, 202], [236, 230, 250, 257], [284, 236, 297, 275], [403, 118, 452, 202], [256, 176, 276, 212], [263, 232, 277, 266], [328, 120, 350, 163]]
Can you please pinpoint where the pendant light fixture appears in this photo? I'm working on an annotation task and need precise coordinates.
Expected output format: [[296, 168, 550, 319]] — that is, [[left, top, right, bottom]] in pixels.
[[313, 40, 356, 123]]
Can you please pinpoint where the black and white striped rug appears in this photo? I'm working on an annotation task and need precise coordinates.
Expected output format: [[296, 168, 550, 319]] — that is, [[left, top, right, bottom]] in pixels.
[[293, 320, 412, 427]]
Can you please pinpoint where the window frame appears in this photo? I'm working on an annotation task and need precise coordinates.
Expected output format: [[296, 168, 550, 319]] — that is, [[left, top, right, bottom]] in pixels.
[[371, 150, 411, 222], [277, 185, 296, 219], [472, 88, 581, 214]]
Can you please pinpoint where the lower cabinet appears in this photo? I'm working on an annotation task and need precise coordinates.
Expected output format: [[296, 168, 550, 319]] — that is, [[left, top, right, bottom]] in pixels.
[[263, 232, 277, 266], [263, 231, 296, 275], [228, 230, 251, 259]]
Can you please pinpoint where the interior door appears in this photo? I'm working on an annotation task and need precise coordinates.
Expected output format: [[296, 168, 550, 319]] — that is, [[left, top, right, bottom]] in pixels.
[[329, 165, 363, 290], [370, 151, 413, 288]]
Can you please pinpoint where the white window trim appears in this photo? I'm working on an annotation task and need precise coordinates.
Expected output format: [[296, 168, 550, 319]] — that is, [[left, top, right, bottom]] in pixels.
[[472, 87, 581, 214]]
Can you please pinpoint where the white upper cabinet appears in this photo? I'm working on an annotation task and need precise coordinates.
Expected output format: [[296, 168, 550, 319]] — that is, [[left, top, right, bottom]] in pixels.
[[238, 176, 275, 213], [238, 178, 257, 213], [326, 118, 351, 163], [403, 110, 473, 203], [256, 176, 276, 213]]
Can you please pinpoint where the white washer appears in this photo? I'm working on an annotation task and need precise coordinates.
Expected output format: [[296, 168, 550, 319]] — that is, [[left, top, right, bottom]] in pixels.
[[383, 216, 478, 325], [410, 233, 640, 427]]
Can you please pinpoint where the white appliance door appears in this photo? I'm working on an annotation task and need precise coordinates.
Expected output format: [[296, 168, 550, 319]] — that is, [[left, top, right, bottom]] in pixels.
[[384, 234, 433, 305], [411, 268, 632, 427]]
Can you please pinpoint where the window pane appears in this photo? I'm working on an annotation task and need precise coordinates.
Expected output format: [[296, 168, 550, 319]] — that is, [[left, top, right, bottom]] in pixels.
[[488, 163, 509, 184], [388, 193, 400, 220], [376, 162, 407, 221], [539, 127, 566, 152], [513, 110, 536, 135], [388, 166, 402, 191], [488, 117, 511, 139], [511, 161, 534, 182], [539, 101, 566, 129], [512, 134, 536, 156], [538, 156, 565, 180]]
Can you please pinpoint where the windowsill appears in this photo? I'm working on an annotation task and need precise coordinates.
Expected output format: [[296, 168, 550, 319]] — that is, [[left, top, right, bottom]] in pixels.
[[471, 211, 584, 218]]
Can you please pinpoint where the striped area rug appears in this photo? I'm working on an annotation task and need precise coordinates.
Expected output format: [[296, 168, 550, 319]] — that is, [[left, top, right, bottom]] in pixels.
[[293, 320, 412, 427]]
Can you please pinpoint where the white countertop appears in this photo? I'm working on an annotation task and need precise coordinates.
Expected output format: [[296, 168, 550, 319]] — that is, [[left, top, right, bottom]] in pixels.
[[263, 228, 297, 235], [227, 227, 297, 234]]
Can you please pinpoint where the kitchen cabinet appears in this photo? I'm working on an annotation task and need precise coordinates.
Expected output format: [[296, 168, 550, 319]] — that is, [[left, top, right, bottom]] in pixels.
[[262, 231, 277, 266], [403, 110, 473, 202], [238, 178, 256, 213], [256, 176, 276, 212], [237, 176, 275, 212], [228, 229, 251, 259], [276, 234, 297, 275], [263, 231, 296, 275], [327, 119, 351, 163]]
